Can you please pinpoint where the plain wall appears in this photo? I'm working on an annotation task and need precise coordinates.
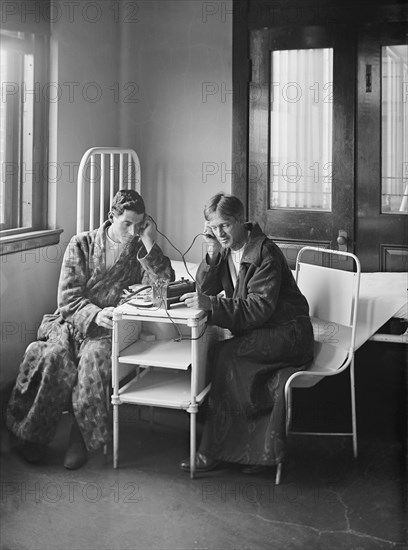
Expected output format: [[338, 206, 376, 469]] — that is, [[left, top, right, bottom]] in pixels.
[[1, 2, 121, 386], [0, 0, 233, 386], [119, 0, 233, 262]]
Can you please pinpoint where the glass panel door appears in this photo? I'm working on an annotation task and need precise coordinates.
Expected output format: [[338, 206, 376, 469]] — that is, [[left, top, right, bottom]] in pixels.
[[249, 27, 355, 263], [356, 24, 407, 271]]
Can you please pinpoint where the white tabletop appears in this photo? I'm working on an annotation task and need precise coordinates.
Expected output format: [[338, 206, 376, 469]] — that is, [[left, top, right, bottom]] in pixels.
[[115, 300, 206, 322], [355, 272, 407, 349]]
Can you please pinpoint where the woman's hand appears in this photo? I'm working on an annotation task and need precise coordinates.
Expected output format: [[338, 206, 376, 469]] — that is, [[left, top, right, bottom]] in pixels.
[[180, 292, 212, 311], [139, 215, 156, 253], [95, 306, 114, 330], [203, 221, 221, 260]]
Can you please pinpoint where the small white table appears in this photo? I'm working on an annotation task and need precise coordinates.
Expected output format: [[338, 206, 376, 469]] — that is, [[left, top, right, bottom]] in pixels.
[[111, 301, 217, 478]]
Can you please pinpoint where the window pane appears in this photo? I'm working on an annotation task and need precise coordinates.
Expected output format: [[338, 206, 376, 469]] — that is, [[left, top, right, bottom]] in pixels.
[[21, 53, 34, 227], [269, 48, 333, 211], [0, 49, 7, 229], [0, 34, 35, 231], [381, 45, 408, 214]]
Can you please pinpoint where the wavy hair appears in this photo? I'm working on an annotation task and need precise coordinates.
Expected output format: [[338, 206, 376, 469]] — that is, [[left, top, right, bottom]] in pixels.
[[110, 189, 145, 217], [203, 192, 245, 221]]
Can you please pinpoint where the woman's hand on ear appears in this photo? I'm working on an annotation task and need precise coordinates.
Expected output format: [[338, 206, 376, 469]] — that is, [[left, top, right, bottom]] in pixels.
[[203, 221, 222, 260]]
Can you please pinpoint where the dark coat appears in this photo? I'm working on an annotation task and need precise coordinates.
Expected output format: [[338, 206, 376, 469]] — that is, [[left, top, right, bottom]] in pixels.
[[197, 222, 310, 332], [196, 223, 314, 466]]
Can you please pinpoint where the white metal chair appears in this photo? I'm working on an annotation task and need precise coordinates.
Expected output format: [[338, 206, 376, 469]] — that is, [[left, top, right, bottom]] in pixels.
[[76, 147, 141, 455], [275, 246, 361, 485], [76, 147, 141, 233]]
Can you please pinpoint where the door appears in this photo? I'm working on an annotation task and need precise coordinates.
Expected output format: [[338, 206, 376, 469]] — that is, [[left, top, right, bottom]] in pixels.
[[248, 24, 407, 271], [356, 24, 408, 272], [248, 26, 356, 266]]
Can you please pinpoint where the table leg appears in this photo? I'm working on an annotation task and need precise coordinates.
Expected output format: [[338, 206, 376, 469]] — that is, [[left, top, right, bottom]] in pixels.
[[190, 401, 197, 480], [113, 404, 119, 468]]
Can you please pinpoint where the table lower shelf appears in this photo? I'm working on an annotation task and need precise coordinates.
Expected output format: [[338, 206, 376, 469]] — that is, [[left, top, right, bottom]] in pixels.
[[114, 368, 208, 409], [118, 338, 192, 369]]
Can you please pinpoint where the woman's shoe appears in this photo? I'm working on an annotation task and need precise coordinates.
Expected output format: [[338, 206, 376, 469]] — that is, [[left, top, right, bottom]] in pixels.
[[179, 452, 220, 472], [64, 419, 87, 470]]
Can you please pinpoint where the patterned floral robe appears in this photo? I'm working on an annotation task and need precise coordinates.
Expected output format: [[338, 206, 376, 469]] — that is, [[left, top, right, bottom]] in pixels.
[[6, 221, 174, 451]]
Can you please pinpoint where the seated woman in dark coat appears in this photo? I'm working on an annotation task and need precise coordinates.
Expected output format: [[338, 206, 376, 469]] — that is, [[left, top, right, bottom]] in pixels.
[[7, 190, 174, 470], [180, 192, 313, 474]]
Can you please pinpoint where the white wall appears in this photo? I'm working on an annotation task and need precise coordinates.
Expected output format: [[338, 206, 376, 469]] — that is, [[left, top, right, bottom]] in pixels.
[[1, 1, 122, 385], [51, 2, 122, 238], [119, 0, 233, 263], [0, 0, 232, 386]]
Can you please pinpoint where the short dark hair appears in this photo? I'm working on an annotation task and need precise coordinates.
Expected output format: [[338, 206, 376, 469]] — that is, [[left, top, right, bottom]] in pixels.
[[110, 189, 145, 217], [204, 192, 245, 221]]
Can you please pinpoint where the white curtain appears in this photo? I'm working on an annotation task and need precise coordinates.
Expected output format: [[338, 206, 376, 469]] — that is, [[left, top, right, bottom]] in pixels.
[[270, 48, 333, 211], [381, 45, 408, 214]]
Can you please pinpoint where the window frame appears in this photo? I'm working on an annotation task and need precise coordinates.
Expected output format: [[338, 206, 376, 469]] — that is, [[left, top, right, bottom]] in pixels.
[[0, 29, 62, 255]]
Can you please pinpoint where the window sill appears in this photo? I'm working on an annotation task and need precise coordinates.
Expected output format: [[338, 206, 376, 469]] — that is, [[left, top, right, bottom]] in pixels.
[[0, 229, 64, 256]]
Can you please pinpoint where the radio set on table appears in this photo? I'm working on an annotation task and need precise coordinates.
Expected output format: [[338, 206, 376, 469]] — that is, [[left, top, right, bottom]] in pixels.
[[123, 278, 196, 309], [153, 278, 196, 309]]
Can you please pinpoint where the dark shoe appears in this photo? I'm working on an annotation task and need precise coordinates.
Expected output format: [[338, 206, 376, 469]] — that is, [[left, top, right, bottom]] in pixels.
[[179, 452, 220, 473], [64, 420, 87, 470], [19, 441, 47, 464], [242, 464, 269, 475], [64, 441, 87, 470]]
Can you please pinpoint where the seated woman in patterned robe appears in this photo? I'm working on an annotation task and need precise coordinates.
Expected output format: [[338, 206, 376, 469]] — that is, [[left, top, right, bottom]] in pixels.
[[180, 192, 314, 475], [6, 190, 174, 469]]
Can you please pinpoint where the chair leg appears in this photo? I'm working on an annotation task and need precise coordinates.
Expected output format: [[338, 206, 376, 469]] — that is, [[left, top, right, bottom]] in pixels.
[[350, 358, 358, 458], [275, 463, 282, 485], [285, 386, 292, 435], [104, 382, 110, 457]]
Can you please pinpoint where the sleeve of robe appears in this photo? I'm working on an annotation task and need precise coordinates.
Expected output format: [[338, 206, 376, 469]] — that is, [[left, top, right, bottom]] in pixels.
[[57, 234, 174, 337]]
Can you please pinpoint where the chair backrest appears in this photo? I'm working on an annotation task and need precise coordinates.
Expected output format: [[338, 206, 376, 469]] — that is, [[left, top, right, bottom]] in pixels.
[[76, 147, 141, 233], [295, 247, 361, 351]]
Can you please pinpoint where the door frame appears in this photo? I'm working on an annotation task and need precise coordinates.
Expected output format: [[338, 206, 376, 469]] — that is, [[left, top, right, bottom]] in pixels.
[[232, 0, 408, 269], [356, 22, 408, 271], [248, 26, 356, 256]]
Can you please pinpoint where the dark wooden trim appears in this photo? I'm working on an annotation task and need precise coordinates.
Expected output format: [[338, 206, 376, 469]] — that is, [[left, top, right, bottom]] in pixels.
[[380, 245, 408, 272], [232, 0, 250, 216], [355, 22, 408, 271], [272, 239, 331, 268], [33, 33, 50, 230], [247, 1, 408, 29], [232, 0, 408, 226]]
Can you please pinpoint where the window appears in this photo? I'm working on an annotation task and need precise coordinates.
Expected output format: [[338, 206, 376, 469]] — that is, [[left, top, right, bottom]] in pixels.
[[381, 44, 408, 214], [269, 48, 333, 211], [0, 29, 60, 254], [1, 30, 46, 233]]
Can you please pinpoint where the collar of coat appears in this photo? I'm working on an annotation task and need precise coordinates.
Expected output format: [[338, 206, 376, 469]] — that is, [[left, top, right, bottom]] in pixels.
[[221, 222, 268, 268]]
